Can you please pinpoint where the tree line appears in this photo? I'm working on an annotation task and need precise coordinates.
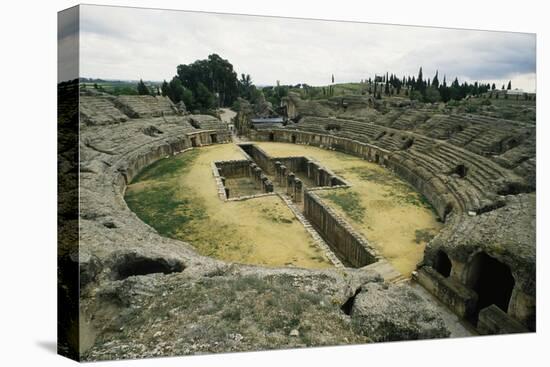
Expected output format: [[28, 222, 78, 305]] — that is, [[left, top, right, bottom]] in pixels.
[[118, 57, 521, 110], [367, 67, 513, 103]]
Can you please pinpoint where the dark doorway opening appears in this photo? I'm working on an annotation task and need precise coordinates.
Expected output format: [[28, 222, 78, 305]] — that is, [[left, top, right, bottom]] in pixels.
[[210, 134, 218, 143], [450, 164, 468, 178], [443, 203, 454, 221], [111, 254, 185, 281], [269, 132, 274, 141], [375, 131, 386, 141], [374, 154, 380, 163], [401, 138, 414, 150], [191, 137, 198, 147], [434, 250, 452, 277], [497, 181, 532, 196], [467, 252, 515, 319], [340, 287, 362, 316], [291, 135, 297, 144]]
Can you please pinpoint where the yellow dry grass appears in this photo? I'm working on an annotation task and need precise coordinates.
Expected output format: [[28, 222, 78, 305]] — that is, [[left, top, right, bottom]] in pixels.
[[126, 143, 332, 269], [255, 142, 443, 275], [126, 141, 441, 275]]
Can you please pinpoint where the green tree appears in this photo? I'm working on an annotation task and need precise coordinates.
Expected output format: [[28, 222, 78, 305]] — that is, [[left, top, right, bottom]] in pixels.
[[432, 70, 439, 88], [176, 54, 239, 107], [507, 80, 512, 90], [416, 67, 425, 94], [238, 73, 254, 101], [161, 80, 169, 97], [424, 87, 441, 103], [137, 79, 150, 95], [410, 90, 423, 101], [195, 82, 216, 110]]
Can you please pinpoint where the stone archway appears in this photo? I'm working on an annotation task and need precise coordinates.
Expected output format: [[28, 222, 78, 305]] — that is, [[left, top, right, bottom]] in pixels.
[[466, 252, 515, 317]]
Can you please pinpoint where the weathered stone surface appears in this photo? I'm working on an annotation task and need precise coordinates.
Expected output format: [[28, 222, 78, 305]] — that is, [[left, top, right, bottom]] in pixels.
[[82, 267, 382, 361], [351, 283, 451, 342], [76, 95, 402, 360], [74, 90, 536, 360], [477, 305, 530, 335]]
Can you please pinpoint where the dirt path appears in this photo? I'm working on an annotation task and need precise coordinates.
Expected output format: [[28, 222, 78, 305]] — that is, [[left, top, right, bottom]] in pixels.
[[219, 108, 236, 124]]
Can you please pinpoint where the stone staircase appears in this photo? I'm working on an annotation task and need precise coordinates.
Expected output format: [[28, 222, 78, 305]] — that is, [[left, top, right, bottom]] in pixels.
[[365, 259, 408, 284]]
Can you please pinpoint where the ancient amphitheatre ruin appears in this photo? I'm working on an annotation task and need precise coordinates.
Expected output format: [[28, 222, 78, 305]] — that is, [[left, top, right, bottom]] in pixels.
[[59, 80, 535, 360]]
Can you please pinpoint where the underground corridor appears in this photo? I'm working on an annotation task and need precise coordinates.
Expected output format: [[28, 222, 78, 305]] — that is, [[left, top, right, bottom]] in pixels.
[[466, 252, 515, 321]]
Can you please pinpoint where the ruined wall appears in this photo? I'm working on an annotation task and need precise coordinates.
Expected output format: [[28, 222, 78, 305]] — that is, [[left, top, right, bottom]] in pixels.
[[303, 189, 378, 268], [251, 129, 391, 167], [276, 156, 308, 173], [414, 266, 478, 318], [238, 143, 274, 174], [215, 160, 251, 178], [212, 159, 274, 200]]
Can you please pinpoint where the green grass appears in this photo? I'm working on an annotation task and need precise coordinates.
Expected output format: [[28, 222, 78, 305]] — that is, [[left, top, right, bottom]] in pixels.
[[125, 184, 208, 238], [131, 150, 199, 183], [322, 190, 366, 223], [125, 150, 207, 238]]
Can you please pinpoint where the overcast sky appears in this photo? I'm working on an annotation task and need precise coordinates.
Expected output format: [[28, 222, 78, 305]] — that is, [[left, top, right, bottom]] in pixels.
[[71, 4, 536, 91]]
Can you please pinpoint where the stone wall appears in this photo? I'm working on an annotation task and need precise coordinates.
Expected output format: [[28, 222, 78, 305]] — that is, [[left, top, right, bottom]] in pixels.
[[252, 129, 449, 215], [414, 266, 478, 318], [477, 305, 530, 335], [212, 159, 274, 200], [119, 130, 228, 191], [215, 160, 251, 178], [238, 143, 274, 174], [303, 189, 378, 268]]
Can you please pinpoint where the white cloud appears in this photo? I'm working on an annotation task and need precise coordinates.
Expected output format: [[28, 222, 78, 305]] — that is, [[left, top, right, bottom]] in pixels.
[[79, 5, 536, 92]]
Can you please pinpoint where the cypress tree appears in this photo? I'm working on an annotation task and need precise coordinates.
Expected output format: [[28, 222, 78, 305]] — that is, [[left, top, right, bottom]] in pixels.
[[417, 67, 424, 91], [161, 80, 169, 96], [432, 70, 439, 88], [137, 79, 149, 95]]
